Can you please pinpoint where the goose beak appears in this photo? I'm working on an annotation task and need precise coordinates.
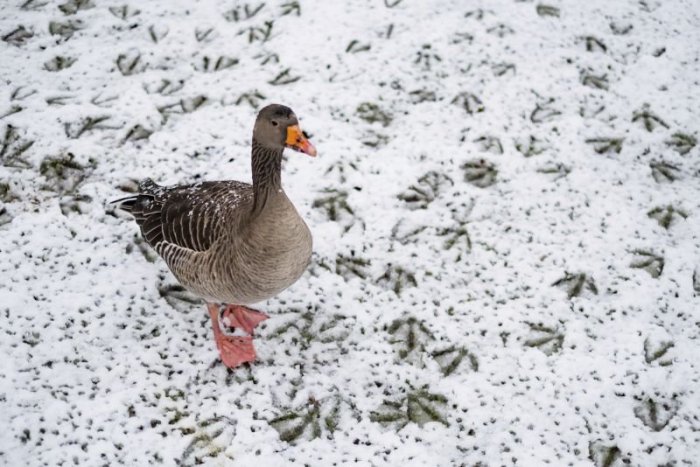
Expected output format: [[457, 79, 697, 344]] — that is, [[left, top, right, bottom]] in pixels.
[[285, 124, 317, 157]]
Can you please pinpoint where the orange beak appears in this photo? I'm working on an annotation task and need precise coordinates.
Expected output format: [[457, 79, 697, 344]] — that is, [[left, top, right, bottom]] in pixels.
[[285, 124, 317, 157]]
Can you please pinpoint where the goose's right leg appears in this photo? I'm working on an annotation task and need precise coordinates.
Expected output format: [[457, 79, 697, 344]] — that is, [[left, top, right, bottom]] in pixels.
[[221, 305, 269, 335]]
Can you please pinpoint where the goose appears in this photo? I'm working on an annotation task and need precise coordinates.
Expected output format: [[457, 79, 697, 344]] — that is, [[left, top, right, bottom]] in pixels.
[[113, 104, 316, 368]]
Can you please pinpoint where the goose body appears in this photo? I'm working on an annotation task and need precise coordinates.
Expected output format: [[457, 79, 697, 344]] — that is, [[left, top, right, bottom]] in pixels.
[[126, 179, 312, 305], [115, 104, 317, 368]]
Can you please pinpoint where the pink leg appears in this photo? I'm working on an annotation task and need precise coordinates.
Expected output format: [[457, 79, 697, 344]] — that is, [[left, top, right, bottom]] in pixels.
[[221, 305, 269, 335], [207, 303, 256, 368]]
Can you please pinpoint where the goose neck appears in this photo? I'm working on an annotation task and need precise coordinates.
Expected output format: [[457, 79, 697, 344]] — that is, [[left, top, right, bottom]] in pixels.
[[251, 139, 284, 211]]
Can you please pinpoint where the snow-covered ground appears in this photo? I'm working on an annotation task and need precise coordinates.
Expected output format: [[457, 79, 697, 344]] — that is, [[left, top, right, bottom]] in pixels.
[[1, 0, 699, 465]]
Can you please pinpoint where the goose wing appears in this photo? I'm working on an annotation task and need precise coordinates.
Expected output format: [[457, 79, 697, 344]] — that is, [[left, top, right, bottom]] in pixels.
[[114, 178, 252, 253]]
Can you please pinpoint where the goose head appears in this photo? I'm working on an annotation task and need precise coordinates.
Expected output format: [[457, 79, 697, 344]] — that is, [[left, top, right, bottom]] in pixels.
[[253, 104, 317, 157]]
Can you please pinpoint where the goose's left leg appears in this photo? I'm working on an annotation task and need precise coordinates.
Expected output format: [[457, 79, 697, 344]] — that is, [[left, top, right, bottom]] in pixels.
[[206, 303, 256, 368]]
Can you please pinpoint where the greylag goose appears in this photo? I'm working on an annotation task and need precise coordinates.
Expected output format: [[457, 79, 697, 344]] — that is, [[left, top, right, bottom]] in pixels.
[[113, 104, 316, 368]]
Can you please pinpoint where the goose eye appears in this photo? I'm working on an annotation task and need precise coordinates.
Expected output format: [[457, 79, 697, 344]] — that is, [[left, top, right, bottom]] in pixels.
[[271, 120, 279, 127]]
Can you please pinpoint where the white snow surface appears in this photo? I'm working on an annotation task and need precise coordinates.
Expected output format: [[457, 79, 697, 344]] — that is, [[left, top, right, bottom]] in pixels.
[[1, 0, 699, 465]]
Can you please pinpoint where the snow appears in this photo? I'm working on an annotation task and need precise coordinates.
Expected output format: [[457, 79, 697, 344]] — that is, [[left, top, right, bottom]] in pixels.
[[1, 0, 699, 465]]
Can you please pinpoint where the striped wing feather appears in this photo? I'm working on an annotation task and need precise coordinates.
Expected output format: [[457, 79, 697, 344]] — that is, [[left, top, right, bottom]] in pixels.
[[125, 179, 252, 253]]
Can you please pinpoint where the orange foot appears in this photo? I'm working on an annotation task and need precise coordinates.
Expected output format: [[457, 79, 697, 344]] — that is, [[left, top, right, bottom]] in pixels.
[[221, 305, 269, 335], [215, 335, 256, 368], [207, 303, 257, 368]]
